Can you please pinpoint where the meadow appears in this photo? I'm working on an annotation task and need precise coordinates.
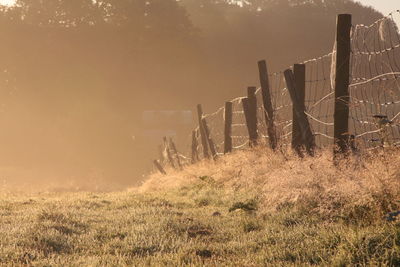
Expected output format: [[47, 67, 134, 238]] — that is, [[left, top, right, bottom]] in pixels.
[[1, 147, 400, 266]]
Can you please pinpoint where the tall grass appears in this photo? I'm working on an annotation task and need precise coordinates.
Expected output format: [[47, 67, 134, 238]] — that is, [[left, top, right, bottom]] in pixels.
[[0, 147, 399, 266], [141, 147, 400, 223]]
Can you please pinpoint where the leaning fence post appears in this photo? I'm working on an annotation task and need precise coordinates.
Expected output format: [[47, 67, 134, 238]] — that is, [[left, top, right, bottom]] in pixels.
[[242, 87, 258, 147], [224, 101, 233, 154], [258, 60, 278, 150], [191, 130, 199, 163], [334, 14, 352, 157], [169, 137, 183, 170], [153, 160, 167, 175], [284, 69, 316, 156], [202, 117, 218, 160], [292, 64, 306, 156], [197, 104, 210, 159], [163, 136, 176, 169]]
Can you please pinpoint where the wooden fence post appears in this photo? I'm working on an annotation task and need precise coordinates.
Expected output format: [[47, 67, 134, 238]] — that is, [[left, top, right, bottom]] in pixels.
[[163, 136, 176, 169], [248, 86, 258, 145], [292, 64, 306, 156], [284, 69, 316, 156], [197, 104, 210, 159], [334, 14, 352, 156], [202, 117, 218, 160], [224, 101, 233, 154], [191, 130, 199, 163], [153, 160, 167, 175], [258, 60, 278, 150], [169, 137, 183, 170], [242, 87, 258, 146]]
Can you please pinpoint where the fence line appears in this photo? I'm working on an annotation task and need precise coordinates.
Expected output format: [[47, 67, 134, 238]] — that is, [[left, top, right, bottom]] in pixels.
[[153, 11, 400, 174]]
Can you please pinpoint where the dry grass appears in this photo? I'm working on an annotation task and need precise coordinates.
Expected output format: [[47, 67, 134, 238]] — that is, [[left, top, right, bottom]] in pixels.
[[142, 147, 400, 222], [0, 147, 399, 266]]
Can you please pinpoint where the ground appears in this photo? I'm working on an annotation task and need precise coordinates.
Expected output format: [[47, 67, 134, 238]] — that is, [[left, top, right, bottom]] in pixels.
[[1, 148, 400, 266]]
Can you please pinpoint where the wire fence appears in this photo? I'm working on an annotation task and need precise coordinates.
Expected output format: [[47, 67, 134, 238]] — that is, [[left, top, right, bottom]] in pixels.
[[197, 49, 338, 154], [204, 11, 400, 151], [155, 11, 400, 172]]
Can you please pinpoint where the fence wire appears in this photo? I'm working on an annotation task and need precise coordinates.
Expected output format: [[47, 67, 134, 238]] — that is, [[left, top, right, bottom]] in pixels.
[[268, 72, 292, 147], [200, 95, 253, 155], [304, 53, 335, 147]]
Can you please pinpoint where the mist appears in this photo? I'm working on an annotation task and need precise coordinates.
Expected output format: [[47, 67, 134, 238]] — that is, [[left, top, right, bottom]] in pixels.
[[0, 0, 383, 191]]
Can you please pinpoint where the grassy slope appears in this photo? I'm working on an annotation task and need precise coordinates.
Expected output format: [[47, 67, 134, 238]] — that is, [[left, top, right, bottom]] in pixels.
[[1, 148, 400, 266]]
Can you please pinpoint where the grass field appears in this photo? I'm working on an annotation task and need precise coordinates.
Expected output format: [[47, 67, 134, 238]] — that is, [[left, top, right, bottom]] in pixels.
[[1, 148, 400, 266]]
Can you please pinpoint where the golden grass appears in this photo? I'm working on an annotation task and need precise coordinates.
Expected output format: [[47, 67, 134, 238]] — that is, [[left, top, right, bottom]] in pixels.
[[0, 147, 399, 266], [141, 147, 400, 221]]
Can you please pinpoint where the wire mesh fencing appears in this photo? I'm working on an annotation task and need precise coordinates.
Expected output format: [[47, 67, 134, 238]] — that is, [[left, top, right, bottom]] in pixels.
[[349, 10, 400, 149]]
